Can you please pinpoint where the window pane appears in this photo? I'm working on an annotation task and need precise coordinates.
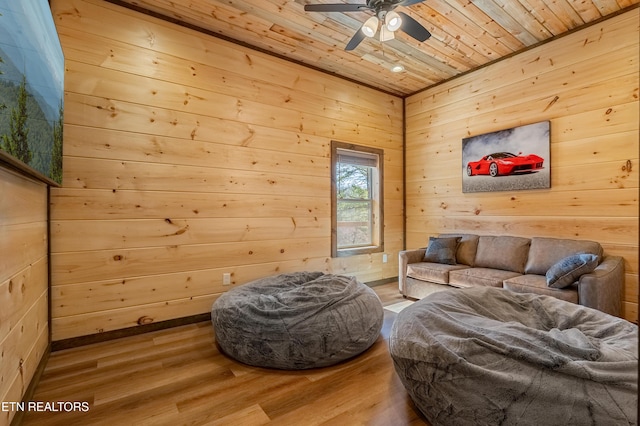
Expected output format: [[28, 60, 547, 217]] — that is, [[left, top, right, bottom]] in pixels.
[[331, 141, 383, 257], [337, 163, 370, 200], [337, 200, 372, 247]]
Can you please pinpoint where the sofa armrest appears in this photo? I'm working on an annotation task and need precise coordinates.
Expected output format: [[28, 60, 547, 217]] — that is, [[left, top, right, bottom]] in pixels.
[[399, 248, 426, 295], [578, 255, 624, 317]]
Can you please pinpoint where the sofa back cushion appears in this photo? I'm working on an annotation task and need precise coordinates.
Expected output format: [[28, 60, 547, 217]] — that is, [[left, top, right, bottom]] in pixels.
[[525, 237, 603, 275], [474, 236, 531, 273], [439, 234, 479, 266]]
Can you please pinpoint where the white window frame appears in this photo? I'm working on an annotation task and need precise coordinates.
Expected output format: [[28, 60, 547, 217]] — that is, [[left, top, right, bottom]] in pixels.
[[331, 141, 384, 258]]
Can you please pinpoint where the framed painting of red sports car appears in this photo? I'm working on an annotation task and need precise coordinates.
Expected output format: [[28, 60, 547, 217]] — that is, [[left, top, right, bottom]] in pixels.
[[462, 121, 550, 193]]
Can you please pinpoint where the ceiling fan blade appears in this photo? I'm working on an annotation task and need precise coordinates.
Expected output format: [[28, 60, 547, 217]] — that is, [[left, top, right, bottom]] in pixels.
[[304, 4, 369, 12], [397, 11, 431, 42], [345, 28, 367, 51], [398, 0, 426, 6]]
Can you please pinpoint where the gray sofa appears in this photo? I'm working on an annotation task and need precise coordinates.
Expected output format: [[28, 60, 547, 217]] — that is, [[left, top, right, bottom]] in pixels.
[[399, 234, 625, 317]]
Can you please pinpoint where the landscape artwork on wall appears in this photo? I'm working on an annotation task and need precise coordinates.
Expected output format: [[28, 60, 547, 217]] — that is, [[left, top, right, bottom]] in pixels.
[[0, 0, 64, 184], [462, 121, 550, 193]]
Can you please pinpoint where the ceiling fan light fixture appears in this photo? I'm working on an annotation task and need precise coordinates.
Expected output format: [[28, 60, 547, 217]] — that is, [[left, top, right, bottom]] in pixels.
[[361, 16, 379, 37], [304, 1, 431, 50], [379, 25, 395, 41], [385, 11, 402, 32]]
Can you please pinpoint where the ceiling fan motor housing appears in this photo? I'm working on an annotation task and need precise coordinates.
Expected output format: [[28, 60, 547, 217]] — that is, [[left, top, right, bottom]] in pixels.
[[367, 0, 404, 8], [368, 0, 401, 17]]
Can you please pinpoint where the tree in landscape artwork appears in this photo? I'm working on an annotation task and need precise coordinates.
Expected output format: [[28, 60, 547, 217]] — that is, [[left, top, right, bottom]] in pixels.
[[0, 1, 64, 184]]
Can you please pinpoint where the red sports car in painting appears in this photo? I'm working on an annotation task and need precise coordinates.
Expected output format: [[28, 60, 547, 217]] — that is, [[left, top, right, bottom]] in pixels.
[[466, 152, 544, 177]]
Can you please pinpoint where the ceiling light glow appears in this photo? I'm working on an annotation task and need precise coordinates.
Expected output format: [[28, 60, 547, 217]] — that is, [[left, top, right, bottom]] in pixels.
[[385, 11, 402, 32]]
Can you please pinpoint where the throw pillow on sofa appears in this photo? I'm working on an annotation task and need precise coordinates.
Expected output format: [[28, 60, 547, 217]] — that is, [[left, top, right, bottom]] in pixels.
[[438, 233, 480, 266], [423, 236, 461, 265], [546, 254, 600, 289]]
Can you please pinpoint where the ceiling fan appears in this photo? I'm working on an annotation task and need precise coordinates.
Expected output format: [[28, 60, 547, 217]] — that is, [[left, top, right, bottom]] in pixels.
[[304, 0, 431, 51]]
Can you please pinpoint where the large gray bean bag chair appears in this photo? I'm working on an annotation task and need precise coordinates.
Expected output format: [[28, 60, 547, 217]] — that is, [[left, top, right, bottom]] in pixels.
[[212, 271, 383, 369], [390, 287, 638, 426]]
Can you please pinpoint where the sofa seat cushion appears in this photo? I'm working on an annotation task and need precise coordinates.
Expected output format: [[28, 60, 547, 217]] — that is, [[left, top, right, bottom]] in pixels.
[[449, 268, 521, 288], [525, 237, 603, 275], [474, 236, 531, 273], [407, 262, 470, 285], [503, 274, 578, 304]]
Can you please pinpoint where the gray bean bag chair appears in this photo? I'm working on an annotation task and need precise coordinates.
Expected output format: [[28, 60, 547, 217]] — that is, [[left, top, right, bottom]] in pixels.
[[390, 287, 638, 426], [211, 271, 383, 369]]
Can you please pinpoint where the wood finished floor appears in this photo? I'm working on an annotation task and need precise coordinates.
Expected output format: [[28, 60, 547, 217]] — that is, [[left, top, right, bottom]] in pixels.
[[22, 283, 429, 425]]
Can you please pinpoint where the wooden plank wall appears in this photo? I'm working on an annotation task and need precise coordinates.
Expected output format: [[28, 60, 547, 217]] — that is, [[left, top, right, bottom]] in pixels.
[[405, 9, 639, 323], [0, 167, 49, 426], [49, 0, 404, 340]]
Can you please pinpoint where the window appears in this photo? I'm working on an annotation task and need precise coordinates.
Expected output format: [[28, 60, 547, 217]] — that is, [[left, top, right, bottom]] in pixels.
[[331, 141, 384, 257]]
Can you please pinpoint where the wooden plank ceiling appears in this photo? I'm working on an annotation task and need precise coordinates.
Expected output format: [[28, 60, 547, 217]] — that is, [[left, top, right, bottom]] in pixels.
[[112, 0, 638, 96]]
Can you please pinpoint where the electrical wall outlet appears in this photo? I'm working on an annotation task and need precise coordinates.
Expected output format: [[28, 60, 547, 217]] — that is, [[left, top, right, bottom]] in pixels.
[[382, 253, 388, 263], [222, 273, 231, 285]]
